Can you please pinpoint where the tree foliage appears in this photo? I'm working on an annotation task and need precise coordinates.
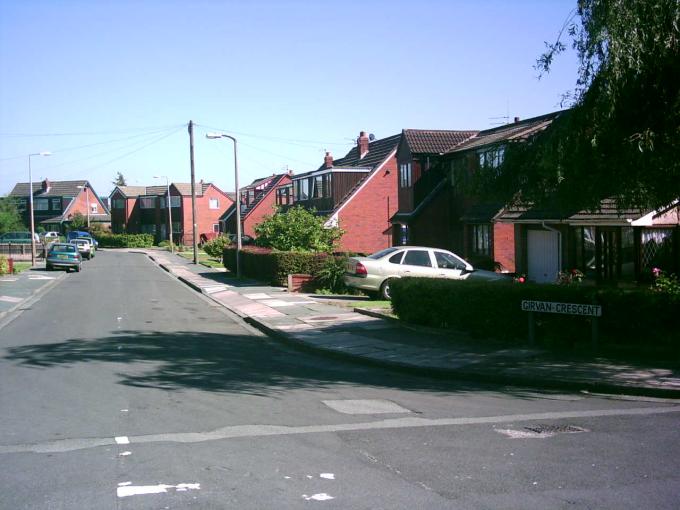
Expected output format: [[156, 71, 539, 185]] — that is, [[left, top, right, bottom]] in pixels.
[[69, 212, 87, 230], [254, 206, 344, 253], [112, 172, 127, 186], [491, 0, 680, 211], [0, 197, 26, 233]]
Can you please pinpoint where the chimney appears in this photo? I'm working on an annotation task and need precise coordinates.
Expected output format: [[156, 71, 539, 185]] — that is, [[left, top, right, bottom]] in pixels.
[[514, 116, 520, 123], [357, 131, 370, 159], [41, 179, 50, 192], [324, 151, 333, 169]]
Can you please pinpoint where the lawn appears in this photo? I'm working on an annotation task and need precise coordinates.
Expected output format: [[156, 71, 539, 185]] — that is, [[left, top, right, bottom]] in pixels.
[[12, 262, 32, 274], [176, 251, 224, 269]]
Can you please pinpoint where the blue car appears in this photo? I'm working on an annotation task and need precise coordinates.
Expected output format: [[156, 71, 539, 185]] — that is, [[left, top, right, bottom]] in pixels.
[[67, 230, 98, 249]]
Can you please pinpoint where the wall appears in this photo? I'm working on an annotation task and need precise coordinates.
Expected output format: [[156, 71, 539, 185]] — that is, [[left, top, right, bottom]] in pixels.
[[336, 155, 398, 254], [492, 222, 516, 272], [242, 175, 291, 238], [180, 184, 233, 245]]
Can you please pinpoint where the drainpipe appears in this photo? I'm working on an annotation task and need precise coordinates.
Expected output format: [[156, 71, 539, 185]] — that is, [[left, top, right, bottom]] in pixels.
[[542, 221, 562, 272]]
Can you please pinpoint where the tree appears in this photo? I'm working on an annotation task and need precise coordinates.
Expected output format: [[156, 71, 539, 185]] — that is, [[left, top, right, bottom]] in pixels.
[[254, 206, 344, 252], [112, 172, 127, 187], [69, 212, 87, 231], [489, 0, 680, 211], [0, 197, 25, 233]]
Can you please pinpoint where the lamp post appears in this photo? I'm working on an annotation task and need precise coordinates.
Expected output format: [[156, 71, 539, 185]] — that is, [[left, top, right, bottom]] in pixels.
[[28, 151, 51, 266], [206, 132, 241, 279], [76, 185, 91, 229], [153, 175, 173, 253]]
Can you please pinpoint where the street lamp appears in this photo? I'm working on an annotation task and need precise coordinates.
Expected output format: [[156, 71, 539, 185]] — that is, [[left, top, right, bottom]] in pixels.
[[153, 175, 173, 253], [76, 185, 91, 229], [28, 151, 51, 266], [205, 132, 241, 279]]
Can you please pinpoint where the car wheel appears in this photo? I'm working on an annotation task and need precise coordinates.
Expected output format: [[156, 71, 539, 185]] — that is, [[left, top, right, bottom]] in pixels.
[[75, 264, 81, 272], [380, 279, 393, 300]]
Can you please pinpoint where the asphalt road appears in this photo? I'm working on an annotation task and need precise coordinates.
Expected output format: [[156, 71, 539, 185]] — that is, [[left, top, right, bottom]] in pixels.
[[1, 250, 679, 509]]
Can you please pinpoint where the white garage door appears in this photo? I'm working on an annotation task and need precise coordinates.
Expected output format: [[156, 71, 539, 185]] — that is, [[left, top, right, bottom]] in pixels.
[[527, 230, 560, 283]]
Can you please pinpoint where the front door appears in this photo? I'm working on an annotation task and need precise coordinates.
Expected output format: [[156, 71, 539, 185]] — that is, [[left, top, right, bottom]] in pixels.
[[527, 230, 560, 283]]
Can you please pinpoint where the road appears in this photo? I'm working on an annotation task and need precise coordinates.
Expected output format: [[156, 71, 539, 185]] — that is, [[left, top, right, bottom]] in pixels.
[[0, 250, 679, 509]]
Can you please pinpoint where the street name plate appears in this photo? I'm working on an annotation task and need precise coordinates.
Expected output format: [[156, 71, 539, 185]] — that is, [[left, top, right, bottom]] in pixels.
[[521, 300, 602, 317]]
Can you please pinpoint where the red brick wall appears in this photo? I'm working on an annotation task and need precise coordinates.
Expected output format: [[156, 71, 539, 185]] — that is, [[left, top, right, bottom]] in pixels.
[[242, 175, 292, 238], [67, 189, 105, 224], [493, 222, 516, 272], [336, 155, 398, 254], [181, 184, 233, 245]]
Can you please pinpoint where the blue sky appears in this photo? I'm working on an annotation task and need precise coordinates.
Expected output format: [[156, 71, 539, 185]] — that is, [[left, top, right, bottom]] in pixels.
[[0, 0, 578, 199]]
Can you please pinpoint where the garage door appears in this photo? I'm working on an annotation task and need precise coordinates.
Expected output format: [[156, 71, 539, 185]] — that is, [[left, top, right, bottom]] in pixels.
[[527, 230, 559, 283]]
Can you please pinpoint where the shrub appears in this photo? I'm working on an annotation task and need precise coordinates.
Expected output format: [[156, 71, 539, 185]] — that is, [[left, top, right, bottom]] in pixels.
[[224, 246, 329, 284], [390, 277, 680, 350], [254, 205, 343, 252], [0, 255, 9, 276], [97, 233, 155, 248], [314, 255, 349, 293], [203, 235, 231, 259]]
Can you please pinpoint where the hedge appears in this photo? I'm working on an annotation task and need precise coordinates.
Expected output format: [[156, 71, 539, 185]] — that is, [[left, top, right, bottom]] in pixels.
[[224, 246, 330, 285], [390, 277, 680, 349], [97, 233, 155, 248], [0, 255, 9, 275]]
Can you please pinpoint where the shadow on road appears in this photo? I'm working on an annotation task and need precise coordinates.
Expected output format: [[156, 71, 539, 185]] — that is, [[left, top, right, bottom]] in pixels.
[[2, 329, 555, 399]]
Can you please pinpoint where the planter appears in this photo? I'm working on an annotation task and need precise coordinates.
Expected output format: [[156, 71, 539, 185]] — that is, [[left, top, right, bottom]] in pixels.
[[287, 273, 315, 293]]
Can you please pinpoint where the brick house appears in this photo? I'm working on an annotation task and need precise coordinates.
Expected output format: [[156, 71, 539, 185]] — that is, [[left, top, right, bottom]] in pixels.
[[290, 131, 401, 254], [219, 172, 293, 239], [9, 179, 110, 232], [109, 181, 232, 245], [393, 114, 560, 272], [494, 199, 680, 283]]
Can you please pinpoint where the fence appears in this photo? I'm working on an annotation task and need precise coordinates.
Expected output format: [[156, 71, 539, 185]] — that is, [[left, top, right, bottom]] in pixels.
[[0, 243, 46, 260]]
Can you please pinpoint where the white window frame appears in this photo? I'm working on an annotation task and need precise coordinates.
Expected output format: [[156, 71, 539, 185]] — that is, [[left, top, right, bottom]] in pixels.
[[34, 199, 49, 211], [209, 198, 219, 209]]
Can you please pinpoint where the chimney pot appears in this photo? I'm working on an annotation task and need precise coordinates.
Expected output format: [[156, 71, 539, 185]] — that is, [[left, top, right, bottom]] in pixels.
[[514, 116, 520, 123], [41, 179, 50, 192], [324, 151, 334, 169]]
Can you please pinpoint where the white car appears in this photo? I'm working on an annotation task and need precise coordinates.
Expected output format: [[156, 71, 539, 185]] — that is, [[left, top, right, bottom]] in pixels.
[[344, 246, 508, 299], [70, 238, 93, 260], [42, 231, 60, 243]]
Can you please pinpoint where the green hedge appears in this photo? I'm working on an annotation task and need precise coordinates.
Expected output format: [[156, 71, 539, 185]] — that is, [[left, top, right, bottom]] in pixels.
[[224, 246, 330, 285], [0, 255, 9, 275], [97, 233, 155, 248], [390, 278, 679, 348]]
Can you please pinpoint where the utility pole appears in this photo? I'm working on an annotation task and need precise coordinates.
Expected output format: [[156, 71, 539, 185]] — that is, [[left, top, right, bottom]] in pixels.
[[188, 120, 198, 264]]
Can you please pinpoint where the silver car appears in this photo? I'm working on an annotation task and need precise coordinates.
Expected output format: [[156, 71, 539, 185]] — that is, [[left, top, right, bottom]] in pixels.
[[71, 238, 93, 260], [344, 246, 508, 299]]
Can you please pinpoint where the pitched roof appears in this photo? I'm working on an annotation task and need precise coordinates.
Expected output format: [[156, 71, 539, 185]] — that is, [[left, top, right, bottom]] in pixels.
[[10, 180, 88, 197], [113, 186, 148, 198], [446, 111, 563, 154], [327, 133, 402, 171], [403, 129, 478, 154], [172, 182, 213, 196], [495, 198, 650, 225]]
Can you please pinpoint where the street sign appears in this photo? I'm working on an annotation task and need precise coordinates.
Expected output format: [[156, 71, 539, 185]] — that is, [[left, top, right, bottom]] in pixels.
[[521, 300, 602, 317]]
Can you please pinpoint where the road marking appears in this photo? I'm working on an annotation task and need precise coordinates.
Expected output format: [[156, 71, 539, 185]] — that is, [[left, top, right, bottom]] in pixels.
[[2, 405, 678, 454], [0, 296, 23, 303], [115, 436, 130, 444], [320, 473, 335, 479], [323, 399, 411, 415], [28, 275, 55, 280], [119, 451, 132, 456], [303, 493, 334, 501], [116, 482, 200, 498]]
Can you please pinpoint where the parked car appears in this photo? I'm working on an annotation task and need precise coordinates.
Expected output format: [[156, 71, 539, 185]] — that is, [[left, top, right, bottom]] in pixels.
[[0, 231, 40, 243], [67, 230, 98, 249], [344, 246, 509, 299], [46, 243, 82, 272], [42, 231, 60, 243], [71, 238, 93, 259]]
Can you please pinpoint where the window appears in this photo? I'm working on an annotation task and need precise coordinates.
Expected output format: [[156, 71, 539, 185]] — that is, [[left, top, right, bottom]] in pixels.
[[471, 224, 491, 256], [141, 224, 156, 234], [90, 203, 98, 214], [34, 199, 49, 211], [403, 250, 432, 267], [17, 198, 27, 211], [140, 197, 156, 209], [172, 221, 182, 232], [297, 179, 309, 200], [170, 196, 181, 208], [276, 185, 292, 206], [51, 198, 61, 210], [212, 223, 219, 233], [311, 175, 326, 198], [112, 199, 125, 209], [399, 163, 412, 188], [434, 251, 466, 270], [389, 252, 404, 264], [478, 146, 505, 171], [209, 198, 219, 209]]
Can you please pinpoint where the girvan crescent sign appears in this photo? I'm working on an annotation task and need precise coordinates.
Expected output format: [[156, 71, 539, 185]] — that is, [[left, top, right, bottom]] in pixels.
[[521, 300, 602, 317]]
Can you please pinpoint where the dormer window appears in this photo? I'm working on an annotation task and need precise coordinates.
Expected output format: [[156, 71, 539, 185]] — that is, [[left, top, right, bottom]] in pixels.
[[478, 146, 505, 170]]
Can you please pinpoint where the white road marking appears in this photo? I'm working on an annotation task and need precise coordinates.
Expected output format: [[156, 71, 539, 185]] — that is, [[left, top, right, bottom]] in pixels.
[[120, 409, 128, 412], [2, 405, 678, 454], [116, 482, 200, 498], [28, 275, 55, 280], [0, 296, 23, 303], [1, 278, 18, 282], [303, 493, 334, 501], [119, 451, 132, 456], [115, 436, 130, 444], [320, 473, 335, 480], [118, 482, 132, 486]]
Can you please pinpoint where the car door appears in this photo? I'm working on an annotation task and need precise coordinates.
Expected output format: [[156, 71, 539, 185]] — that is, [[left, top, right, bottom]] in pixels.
[[398, 249, 438, 279], [433, 250, 469, 280]]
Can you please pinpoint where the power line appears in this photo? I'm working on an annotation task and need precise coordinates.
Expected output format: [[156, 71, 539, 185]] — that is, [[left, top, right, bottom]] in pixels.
[[0, 124, 185, 138], [196, 123, 351, 148]]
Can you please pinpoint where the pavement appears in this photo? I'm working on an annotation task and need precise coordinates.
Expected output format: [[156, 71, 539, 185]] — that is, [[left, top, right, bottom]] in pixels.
[[2, 249, 679, 398]]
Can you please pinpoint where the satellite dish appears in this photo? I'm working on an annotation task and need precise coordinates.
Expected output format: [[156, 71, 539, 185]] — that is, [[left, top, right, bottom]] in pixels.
[[368, 133, 376, 141]]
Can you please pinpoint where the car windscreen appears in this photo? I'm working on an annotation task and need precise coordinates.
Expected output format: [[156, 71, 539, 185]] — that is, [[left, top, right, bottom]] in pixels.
[[368, 247, 399, 260], [50, 245, 76, 253]]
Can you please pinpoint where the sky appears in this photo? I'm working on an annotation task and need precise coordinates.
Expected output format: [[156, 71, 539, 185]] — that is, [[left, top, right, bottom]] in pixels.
[[0, 0, 579, 199]]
